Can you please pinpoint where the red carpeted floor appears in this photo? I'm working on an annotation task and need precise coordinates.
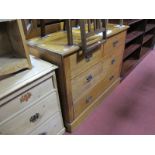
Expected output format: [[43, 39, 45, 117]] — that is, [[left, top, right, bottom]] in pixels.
[[67, 50, 155, 135]]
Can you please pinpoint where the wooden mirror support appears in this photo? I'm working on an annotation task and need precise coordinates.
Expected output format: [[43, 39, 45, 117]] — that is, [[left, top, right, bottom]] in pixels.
[[0, 19, 31, 77]]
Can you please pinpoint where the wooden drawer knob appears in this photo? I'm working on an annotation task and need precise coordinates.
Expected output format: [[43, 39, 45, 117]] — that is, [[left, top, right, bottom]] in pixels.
[[30, 113, 40, 123], [109, 75, 114, 81], [86, 74, 93, 82], [86, 96, 93, 104], [113, 40, 119, 47], [85, 54, 92, 62], [111, 58, 116, 64], [20, 92, 32, 103]]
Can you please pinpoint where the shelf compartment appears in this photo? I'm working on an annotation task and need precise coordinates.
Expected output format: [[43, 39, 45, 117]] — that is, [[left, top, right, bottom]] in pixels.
[[126, 31, 144, 44], [140, 47, 151, 57], [145, 24, 155, 33], [121, 59, 138, 78], [143, 34, 154, 44], [122, 47, 151, 79], [123, 44, 141, 59]]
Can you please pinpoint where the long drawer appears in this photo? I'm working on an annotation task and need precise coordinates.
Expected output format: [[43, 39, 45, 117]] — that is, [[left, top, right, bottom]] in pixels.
[[0, 77, 55, 124], [71, 62, 103, 102], [104, 32, 126, 58], [29, 112, 65, 135], [69, 46, 103, 79], [0, 92, 59, 135]]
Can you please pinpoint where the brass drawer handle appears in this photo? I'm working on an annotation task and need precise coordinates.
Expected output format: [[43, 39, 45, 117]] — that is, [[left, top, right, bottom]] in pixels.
[[20, 92, 32, 103], [111, 58, 116, 64], [30, 113, 40, 123], [86, 74, 93, 82], [86, 96, 93, 104], [113, 40, 119, 47], [85, 54, 92, 62], [109, 75, 114, 81]]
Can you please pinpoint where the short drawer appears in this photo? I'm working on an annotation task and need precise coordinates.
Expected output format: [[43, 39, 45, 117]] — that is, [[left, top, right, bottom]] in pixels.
[[0, 92, 59, 135], [71, 62, 103, 102], [102, 54, 123, 75], [104, 32, 126, 57], [29, 112, 65, 135], [0, 77, 54, 124], [69, 46, 103, 79]]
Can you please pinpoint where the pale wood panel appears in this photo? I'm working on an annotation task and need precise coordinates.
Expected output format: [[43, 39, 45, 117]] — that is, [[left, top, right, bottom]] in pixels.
[[0, 92, 59, 135], [0, 78, 54, 123], [0, 55, 57, 101], [7, 20, 27, 57], [0, 56, 29, 76], [0, 20, 31, 76], [29, 112, 65, 135]]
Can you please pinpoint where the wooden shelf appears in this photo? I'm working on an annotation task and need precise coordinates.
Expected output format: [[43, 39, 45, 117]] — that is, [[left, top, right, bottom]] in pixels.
[[124, 44, 141, 59], [121, 59, 138, 78], [143, 34, 154, 44], [140, 47, 151, 57], [145, 24, 155, 33], [122, 47, 151, 79], [126, 19, 144, 26], [120, 19, 155, 79], [126, 31, 143, 44], [0, 54, 29, 76]]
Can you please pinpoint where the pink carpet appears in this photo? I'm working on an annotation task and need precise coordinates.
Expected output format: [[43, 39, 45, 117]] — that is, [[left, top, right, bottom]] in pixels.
[[67, 50, 155, 135]]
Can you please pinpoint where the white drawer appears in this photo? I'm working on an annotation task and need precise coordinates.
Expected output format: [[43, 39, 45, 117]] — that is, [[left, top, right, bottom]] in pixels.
[[0, 92, 59, 135], [0, 77, 55, 124], [29, 112, 65, 135]]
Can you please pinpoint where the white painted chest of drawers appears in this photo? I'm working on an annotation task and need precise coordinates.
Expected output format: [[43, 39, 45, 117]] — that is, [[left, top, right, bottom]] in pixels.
[[0, 56, 65, 135]]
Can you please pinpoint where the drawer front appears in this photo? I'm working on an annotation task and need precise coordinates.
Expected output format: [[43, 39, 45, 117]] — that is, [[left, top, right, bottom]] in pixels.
[[71, 62, 103, 102], [70, 46, 103, 79], [103, 53, 123, 76], [104, 32, 126, 58], [0, 77, 54, 124], [29, 112, 64, 135], [0, 92, 59, 135]]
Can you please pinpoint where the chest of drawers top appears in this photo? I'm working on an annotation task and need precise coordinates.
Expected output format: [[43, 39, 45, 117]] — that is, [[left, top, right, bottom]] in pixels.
[[27, 24, 129, 57], [0, 55, 58, 103]]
